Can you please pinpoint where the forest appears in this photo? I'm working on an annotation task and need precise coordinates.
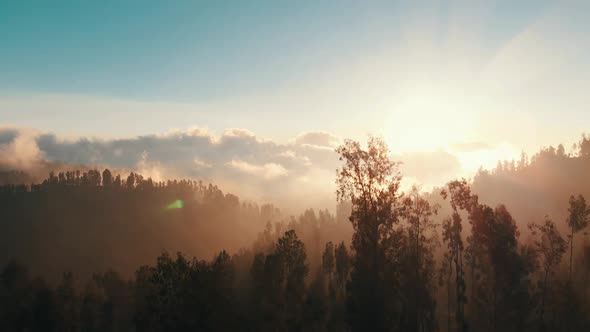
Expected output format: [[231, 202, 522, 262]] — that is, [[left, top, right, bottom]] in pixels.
[[1, 135, 590, 332]]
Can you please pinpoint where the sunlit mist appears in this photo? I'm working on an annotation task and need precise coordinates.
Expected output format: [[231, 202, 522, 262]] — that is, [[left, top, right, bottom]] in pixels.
[[1, 2, 590, 330]]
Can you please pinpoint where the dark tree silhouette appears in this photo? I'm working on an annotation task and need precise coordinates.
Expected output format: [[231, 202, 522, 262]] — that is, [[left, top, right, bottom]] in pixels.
[[251, 229, 308, 331], [440, 179, 470, 332], [102, 169, 113, 187], [133, 250, 237, 332], [399, 187, 439, 332], [566, 194, 590, 281], [528, 216, 567, 329], [334, 241, 350, 299], [56, 272, 78, 332], [322, 241, 335, 278], [336, 137, 403, 331]]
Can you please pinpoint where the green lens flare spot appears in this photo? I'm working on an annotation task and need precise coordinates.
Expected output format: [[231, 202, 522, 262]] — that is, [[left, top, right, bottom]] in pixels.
[[165, 199, 184, 210]]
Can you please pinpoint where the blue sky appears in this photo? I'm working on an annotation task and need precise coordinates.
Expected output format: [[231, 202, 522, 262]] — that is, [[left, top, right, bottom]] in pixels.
[[1, 1, 551, 102], [1, 0, 590, 199], [1, 1, 404, 100]]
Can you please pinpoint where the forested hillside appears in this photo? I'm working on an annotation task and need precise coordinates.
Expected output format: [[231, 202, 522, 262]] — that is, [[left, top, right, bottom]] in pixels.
[[1, 136, 590, 331], [0, 170, 352, 283], [472, 135, 590, 230]]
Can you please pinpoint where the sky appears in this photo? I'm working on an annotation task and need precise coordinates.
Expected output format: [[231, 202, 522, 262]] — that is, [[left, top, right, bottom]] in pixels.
[[1, 0, 589, 208]]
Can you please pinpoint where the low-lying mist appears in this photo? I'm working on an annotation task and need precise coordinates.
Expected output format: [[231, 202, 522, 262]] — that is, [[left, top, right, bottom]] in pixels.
[[1, 134, 589, 284]]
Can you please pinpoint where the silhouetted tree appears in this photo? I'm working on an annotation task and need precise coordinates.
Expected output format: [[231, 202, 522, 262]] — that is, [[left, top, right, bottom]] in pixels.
[[528, 216, 567, 329], [79, 279, 102, 332], [334, 242, 350, 298], [102, 169, 113, 187], [56, 272, 78, 332], [250, 229, 308, 331], [30, 280, 60, 332], [133, 250, 238, 332], [322, 241, 335, 279], [276, 230, 309, 330], [1, 260, 32, 331], [442, 182, 533, 331], [475, 205, 533, 331], [336, 136, 403, 331], [566, 194, 590, 281], [441, 180, 470, 332], [400, 187, 439, 332]]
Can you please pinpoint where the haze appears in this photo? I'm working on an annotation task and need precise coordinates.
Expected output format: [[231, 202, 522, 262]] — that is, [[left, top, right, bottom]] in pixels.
[[2, 2, 590, 332]]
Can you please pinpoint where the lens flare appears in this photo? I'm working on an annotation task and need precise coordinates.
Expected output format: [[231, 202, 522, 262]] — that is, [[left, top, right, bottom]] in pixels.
[[165, 199, 184, 210]]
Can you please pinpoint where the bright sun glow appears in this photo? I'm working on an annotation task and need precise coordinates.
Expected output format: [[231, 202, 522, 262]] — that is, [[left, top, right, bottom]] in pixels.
[[384, 87, 472, 152], [380, 70, 524, 178]]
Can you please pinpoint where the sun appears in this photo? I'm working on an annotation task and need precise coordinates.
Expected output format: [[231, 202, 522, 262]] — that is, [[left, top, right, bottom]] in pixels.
[[380, 75, 521, 179], [382, 80, 479, 153]]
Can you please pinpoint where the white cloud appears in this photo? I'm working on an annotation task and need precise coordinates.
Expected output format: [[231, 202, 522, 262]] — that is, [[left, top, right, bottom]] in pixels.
[[226, 159, 288, 180], [0, 127, 43, 171], [0, 126, 519, 210], [193, 158, 212, 169], [222, 128, 256, 139], [157, 126, 211, 138], [294, 131, 340, 148], [135, 151, 166, 182], [278, 150, 312, 166], [279, 150, 297, 158]]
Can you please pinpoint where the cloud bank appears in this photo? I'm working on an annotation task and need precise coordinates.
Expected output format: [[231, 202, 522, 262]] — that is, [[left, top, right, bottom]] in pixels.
[[0, 126, 468, 210]]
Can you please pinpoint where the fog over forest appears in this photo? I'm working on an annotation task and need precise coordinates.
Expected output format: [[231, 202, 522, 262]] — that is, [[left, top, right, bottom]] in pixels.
[[1, 132, 590, 331], [4, 1, 590, 330]]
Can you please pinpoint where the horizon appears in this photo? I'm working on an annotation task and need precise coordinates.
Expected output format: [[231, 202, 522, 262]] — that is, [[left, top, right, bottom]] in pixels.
[[2, 1, 590, 209]]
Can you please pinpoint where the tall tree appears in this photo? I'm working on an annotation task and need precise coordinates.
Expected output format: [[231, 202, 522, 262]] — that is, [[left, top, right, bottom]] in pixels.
[[441, 181, 532, 331], [566, 194, 590, 281], [251, 230, 309, 331], [56, 272, 78, 332], [401, 187, 439, 332], [441, 180, 470, 332], [276, 230, 309, 330], [322, 241, 335, 282], [528, 216, 567, 328], [476, 205, 532, 331], [336, 136, 403, 331], [102, 169, 113, 187], [334, 242, 350, 298]]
